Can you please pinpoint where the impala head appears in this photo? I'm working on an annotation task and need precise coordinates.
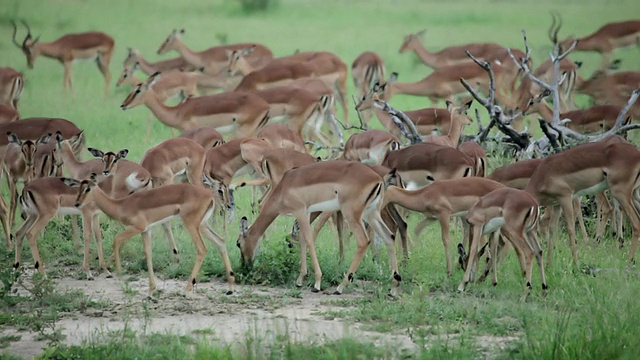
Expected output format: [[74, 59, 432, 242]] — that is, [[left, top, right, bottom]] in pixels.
[[11, 20, 40, 69], [121, 72, 161, 110], [87, 147, 128, 176], [202, 174, 230, 209], [355, 75, 395, 112], [157, 28, 185, 55], [64, 173, 98, 208], [226, 46, 255, 76], [116, 62, 140, 87], [123, 47, 142, 68], [447, 99, 474, 127], [237, 216, 258, 268], [399, 29, 425, 53], [521, 90, 551, 116], [7, 131, 50, 169]]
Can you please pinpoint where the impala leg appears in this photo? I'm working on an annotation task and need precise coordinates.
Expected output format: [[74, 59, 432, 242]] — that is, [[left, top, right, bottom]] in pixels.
[[369, 211, 401, 296], [23, 210, 57, 273], [0, 195, 11, 250], [161, 222, 180, 262], [311, 211, 335, 257], [437, 213, 454, 276], [8, 179, 18, 232], [296, 227, 308, 287], [459, 223, 482, 292], [91, 212, 110, 277], [574, 198, 589, 244], [546, 205, 562, 266], [13, 214, 36, 270], [201, 224, 234, 294], [96, 52, 112, 97], [611, 189, 640, 263], [70, 214, 82, 250], [504, 228, 535, 302], [479, 231, 499, 283], [595, 192, 612, 242], [559, 196, 579, 264], [140, 230, 157, 298], [63, 61, 74, 98], [527, 229, 548, 297], [182, 222, 208, 297], [111, 227, 143, 274], [296, 214, 322, 292], [335, 210, 369, 295], [81, 213, 94, 280], [335, 211, 346, 261]]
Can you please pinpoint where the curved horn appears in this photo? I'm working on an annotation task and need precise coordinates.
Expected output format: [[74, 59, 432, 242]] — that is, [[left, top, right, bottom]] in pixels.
[[548, 11, 563, 45], [10, 21, 22, 48], [20, 19, 32, 37]]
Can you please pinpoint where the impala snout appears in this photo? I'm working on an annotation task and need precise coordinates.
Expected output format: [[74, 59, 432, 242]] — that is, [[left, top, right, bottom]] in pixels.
[[120, 103, 128, 110]]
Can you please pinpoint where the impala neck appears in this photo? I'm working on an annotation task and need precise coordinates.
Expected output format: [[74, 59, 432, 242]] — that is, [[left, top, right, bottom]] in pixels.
[[87, 185, 126, 221], [141, 94, 184, 130], [172, 41, 205, 68], [408, 42, 440, 68], [383, 186, 426, 211], [59, 141, 85, 176], [533, 101, 554, 124], [133, 56, 155, 76], [447, 116, 466, 146], [33, 42, 61, 61], [372, 105, 398, 132]]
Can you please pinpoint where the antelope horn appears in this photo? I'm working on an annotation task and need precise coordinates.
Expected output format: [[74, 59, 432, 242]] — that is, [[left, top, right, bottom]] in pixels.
[[20, 19, 32, 37], [10, 21, 21, 48]]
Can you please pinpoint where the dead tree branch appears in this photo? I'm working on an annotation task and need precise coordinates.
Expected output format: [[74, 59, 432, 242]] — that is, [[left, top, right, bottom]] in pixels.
[[371, 99, 423, 144]]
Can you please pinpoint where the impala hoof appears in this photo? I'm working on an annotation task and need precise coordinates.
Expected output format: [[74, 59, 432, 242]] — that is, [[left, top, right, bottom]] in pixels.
[[225, 290, 233, 296], [311, 287, 320, 293]]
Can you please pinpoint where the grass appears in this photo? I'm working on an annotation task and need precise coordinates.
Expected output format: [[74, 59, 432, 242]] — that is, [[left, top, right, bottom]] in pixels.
[[2, 0, 640, 358]]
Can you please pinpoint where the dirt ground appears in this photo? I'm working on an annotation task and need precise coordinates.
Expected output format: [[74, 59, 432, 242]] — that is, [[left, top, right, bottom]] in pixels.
[[2, 272, 518, 359]]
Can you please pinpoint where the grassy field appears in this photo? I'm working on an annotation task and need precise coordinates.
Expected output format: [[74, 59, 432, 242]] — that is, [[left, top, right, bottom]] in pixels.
[[1, 0, 640, 358]]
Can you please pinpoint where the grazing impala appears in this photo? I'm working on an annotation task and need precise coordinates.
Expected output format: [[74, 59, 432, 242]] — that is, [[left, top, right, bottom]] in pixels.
[[123, 47, 192, 75], [0, 67, 24, 108], [157, 29, 272, 74], [460, 188, 547, 301], [526, 141, 640, 265], [237, 160, 401, 295], [11, 20, 114, 96], [355, 85, 457, 139], [67, 176, 235, 297], [558, 18, 640, 70], [116, 62, 198, 100], [374, 66, 507, 106], [382, 177, 505, 276], [121, 72, 271, 137]]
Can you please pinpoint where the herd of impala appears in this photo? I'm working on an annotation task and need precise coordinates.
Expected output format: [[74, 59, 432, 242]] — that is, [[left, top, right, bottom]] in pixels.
[[1, 15, 639, 301]]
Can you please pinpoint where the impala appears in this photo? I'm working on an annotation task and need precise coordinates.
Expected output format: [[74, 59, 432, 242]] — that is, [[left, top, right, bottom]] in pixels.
[[3, 133, 51, 235], [558, 18, 640, 70], [460, 188, 547, 301], [0, 67, 24, 108], [342, 130, 400, 165], [140, 137, 206, 258], [526, 141, 640, 264], [157, 29, 272, 74], [228, 48, 349, 124], [525, 94, 632, 134], [68, 176, 235, 297], [121, 72, 271, 137], [373, 65, 507, 106], [576, 69, 640, 102], [351, 51, 386, 125], [11, 20, 115, 96], [423, 100, 473, 147], [355, 85, 456, 139], [382, 177, 505, 275], [237, 160, 401, 295], [123, 47, 192, 75], [116, 62, 198, 100], [382, 143, 475, 190]]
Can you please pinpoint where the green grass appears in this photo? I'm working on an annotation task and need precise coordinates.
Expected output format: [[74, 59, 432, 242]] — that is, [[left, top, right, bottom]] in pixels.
[[2, 0, 640, 358]]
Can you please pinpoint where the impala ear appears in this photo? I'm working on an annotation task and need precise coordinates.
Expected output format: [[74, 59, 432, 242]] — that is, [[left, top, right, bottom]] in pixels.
[[574, 61, 583, 69], [445, 100, 453, 110], [240, 216, 249, 237], [117, 149, 129, 159], [179, 28, 185, 34], [37, 133, 51, 145], [389, 72, 398, 83], [89, 173, 98, 184], [87, 148, 105, 158], [463, 99, 473, 111], [416, 29, 426, 37], [242, 46, 255, 56], [7, 132, 20, 145]]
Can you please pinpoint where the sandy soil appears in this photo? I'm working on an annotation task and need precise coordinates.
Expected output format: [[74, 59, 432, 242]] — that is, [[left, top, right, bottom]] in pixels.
[[2, 272, 517, 359]]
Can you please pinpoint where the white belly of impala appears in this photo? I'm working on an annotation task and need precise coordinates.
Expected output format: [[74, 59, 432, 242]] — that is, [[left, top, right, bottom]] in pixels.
[[146, 214, 180, 231], [574, 180, 608, 198], [57, 207, 82, 216], [307, 197, 340, 213], [215, 124, 237, 135], [482, 217, 505, 235]]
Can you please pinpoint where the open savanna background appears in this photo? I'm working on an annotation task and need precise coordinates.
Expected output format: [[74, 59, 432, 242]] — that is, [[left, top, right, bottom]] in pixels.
[[1, 0, 640, 359]]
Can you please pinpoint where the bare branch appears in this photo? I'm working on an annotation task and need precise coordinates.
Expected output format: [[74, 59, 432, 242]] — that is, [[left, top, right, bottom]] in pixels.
[[372, 99, 423, 144]]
